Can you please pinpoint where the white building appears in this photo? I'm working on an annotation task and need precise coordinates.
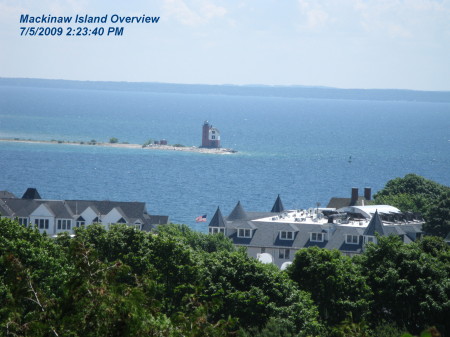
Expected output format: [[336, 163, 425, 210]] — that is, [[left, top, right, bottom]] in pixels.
[[0, 188, 168, 235]]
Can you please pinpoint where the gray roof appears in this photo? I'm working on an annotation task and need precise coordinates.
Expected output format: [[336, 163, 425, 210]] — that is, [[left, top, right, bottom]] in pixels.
[[227, 201, 247, 221], [271, 195, 285, 213], [0, 191, 16, 199], [218, 200, 424, 258], [364, 210, 385, 236], [1, 195, 168, 229], [1, 199, 40, 217], [0, 199, 14, 216], [233, 220, 257, 230], [209, 207, 226, 227], [65, 200, 147, 218]]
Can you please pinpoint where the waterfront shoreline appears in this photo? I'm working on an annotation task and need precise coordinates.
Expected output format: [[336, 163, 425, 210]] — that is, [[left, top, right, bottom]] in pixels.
[[0, 138, 237, 154]]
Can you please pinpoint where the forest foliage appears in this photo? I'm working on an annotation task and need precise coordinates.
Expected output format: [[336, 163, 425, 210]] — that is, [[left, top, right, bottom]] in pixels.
[[1, 219, 449, 337], [373, 173, 450, 237], [1, 174, 449, 336]]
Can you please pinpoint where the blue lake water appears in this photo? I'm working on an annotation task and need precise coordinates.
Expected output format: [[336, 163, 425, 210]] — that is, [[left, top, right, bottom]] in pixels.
[[0, 81, 449, 231]]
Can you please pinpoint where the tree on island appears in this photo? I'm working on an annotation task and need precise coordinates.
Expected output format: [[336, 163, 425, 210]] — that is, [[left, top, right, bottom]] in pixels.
[[109, 137, 119, 144]]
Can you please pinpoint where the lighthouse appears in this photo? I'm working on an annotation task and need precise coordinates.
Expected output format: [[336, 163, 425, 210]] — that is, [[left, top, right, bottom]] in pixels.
[[201, 121, 221, 148]]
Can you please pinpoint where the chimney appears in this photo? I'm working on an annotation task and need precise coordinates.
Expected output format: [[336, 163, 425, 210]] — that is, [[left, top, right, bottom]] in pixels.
[[364, 187, 371, 201], [351, 187, 358, 205]]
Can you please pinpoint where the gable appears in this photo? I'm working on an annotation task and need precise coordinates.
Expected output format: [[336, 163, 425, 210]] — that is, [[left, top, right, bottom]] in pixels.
[[30, 203, 54, 217]]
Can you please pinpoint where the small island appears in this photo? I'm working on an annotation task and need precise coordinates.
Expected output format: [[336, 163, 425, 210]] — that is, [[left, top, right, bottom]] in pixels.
[[0, 138, 237, 154]]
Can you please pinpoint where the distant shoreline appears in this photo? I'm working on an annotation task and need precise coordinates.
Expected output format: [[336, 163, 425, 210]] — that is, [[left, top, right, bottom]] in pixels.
[[0, 138, 237, 154]]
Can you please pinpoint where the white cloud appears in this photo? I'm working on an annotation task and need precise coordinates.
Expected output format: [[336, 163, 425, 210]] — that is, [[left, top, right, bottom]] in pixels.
[[296, 0, 450, 39], [163, 0, 227, 26], [297, 0, 331, 30]]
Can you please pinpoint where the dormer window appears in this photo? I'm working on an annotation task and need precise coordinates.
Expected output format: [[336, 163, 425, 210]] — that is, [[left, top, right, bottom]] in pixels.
[[280, 231, 294, 240], [310, 232, 324, 242], [345, 234, 359, 244], [92, 217, 102, 223], [238, 228, 252, 238], [209, 227, 225, 234], [76, 216, 85, 227]]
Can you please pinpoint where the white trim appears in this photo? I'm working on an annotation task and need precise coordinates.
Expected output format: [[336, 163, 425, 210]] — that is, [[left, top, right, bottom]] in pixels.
[[238, 228, 252, 238], [279, 248, 290, 259], [364, 235, 376, 244], [57, 219, 72, 230], [17, 217, 29, 227], [280, 230, 294, 240], [310, 232, 324, 242], [345, 234, 359, 244], [209, 227, 225, 234]]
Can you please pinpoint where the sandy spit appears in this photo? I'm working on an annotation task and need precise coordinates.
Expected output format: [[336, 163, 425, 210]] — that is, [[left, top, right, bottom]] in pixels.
[[0, 138, 237, 154]]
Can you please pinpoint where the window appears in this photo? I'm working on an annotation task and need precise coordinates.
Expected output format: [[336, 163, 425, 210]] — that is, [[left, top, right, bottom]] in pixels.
[[279, 249, 290, 259], [364, 236, 376, 244], [117, 217, 127, 224], [310, 232, 324, 242], [76, 216, 85, 227], [280, 231, 294, 240], [261, 247, 266, 253], [57, 219, 72, 230], [92, 216, 102, 223], [209, 227, 225, 234], [238, 228, 252, 238], [18, 217, 28, 227], [346, 234, 359, 244], [211, 135, 216, 139], [34, 218, 49, 230]]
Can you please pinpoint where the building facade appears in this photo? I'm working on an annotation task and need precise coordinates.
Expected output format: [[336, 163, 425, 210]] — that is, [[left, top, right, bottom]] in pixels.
[[201, 121, 221, 148], [208, 191, 424, 268], [0, 188, 168, 236]]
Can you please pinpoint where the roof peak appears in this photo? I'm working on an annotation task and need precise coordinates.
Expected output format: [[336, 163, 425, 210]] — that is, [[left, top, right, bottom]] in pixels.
[[209, 206, 226, 227], [364, 209, 385, 236], [228, 201, 247, 221], [271, 194, 285, 213], [21, 188, 41, 200]]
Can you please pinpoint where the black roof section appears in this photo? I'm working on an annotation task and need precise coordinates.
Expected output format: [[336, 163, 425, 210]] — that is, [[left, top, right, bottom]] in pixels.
[[209, 207, 226, 227], [327, 196, 368, 209], [227, 201, 248, 221], [22, 188, 41, 200], [271, 194, 285, 213], [364, 210, 385, 236]]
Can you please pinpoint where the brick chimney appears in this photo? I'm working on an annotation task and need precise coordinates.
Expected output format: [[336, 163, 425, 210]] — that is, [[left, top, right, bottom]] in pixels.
[[351, 187, 358, 205], [364, 187, 372, 201]]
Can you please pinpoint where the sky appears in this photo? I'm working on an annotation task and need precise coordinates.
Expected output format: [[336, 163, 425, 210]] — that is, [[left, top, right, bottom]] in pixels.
[[1, 0, 450, 91]]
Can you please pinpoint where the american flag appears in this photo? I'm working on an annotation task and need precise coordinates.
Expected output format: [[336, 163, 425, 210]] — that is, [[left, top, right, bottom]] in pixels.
[[195, 214, 207, 222]]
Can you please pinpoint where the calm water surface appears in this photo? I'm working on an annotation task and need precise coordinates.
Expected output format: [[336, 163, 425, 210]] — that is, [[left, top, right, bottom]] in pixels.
[[0, 84, 449, 231]]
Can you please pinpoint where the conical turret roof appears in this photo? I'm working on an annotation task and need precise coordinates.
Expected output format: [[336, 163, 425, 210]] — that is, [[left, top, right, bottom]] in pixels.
[[364, 210, 385, 236], [227, 201, 247, 221], [22, 188, 41, 200], [271, 194, 285, 213], [209, 207, 226, 227]]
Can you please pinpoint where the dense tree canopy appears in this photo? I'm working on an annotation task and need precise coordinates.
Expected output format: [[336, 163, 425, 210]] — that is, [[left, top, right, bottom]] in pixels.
[[374, 173, 450, 237], [357, 236, 450, 335], [287, 247, 371, 326], [2, 204, 449, 336]]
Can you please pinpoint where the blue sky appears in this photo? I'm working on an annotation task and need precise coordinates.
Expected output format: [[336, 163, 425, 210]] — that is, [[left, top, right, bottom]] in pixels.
[[1, 0, 450, 90]]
